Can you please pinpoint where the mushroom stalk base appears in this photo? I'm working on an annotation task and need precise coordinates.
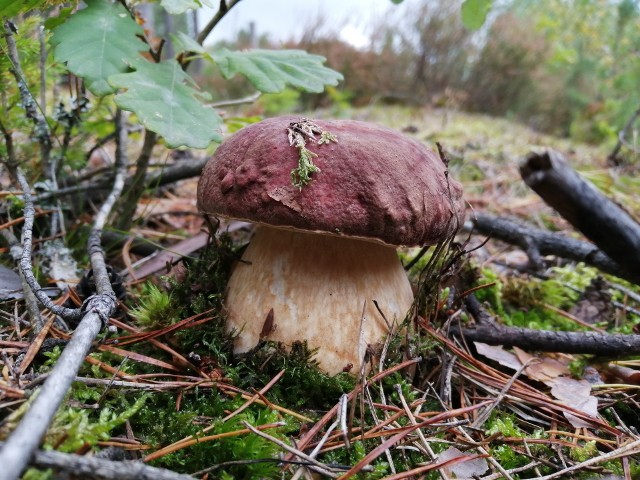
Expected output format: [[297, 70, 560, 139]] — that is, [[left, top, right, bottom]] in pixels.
[[225, 226, 414, 375]]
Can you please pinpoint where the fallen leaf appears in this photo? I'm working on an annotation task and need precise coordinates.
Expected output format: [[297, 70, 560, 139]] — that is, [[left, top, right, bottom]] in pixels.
[[0, 265, 22, 300], [514, 347, 570, 383], [474, 342, 522, 370], [548, 377, 598, 428], [437, 446, 489, 478]]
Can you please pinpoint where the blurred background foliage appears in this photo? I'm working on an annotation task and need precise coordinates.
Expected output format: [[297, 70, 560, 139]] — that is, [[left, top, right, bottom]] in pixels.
[[198, 0, 640, 146]]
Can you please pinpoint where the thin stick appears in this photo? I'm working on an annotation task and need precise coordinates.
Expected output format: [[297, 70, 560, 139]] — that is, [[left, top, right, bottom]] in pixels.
[[535, 438, 640, 480], [16, 169, 83, 320], [291, 408, 342, 480], [196, 0, 243, 45], [242, 421, 340, 478], [146, 423, 285, 462], [394, 384, 443, 476], [2, 20, 53, 178]]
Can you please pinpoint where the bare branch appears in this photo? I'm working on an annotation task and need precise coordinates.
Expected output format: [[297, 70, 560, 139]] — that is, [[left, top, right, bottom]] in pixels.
[[455, 295, 640, 356], [15, 169, 83, 321], [208, 91, 262, 108], [466, 213, 639, 284], [3, 20, 52, 178], [608, 105, 640, 165], [0, 442, 195, 480], [196, 0, 243, 45], [521, 150, 640, 278], [113, 129, 157, 231], [0, 118, 17, 172]]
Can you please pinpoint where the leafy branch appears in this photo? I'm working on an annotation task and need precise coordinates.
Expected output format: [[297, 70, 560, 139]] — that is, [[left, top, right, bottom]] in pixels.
[[47, 0, 341, 228]]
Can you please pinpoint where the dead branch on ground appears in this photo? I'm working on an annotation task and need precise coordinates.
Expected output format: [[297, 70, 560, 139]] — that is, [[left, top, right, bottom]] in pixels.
[[467, 212, 639, 284], [454, 295, 640, 356], [520, 150, 640, 276]]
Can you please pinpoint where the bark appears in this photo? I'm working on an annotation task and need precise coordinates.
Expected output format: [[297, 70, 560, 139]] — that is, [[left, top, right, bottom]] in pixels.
[[520, 150, 640, 276]]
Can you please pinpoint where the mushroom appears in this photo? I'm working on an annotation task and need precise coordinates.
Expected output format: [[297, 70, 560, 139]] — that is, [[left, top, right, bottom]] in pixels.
[[197, 117, 464, 374]]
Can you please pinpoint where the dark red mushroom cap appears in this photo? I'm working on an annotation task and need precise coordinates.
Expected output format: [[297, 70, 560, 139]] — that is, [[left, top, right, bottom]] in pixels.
[[197, 116, 465, 246]]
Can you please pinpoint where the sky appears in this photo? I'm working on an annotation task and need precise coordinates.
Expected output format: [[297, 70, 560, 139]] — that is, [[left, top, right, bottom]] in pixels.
[[200, 0, 423, 48]]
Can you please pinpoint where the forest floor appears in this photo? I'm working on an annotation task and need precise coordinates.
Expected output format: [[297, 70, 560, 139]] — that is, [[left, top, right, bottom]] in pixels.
[[2, 105, 640, 479]]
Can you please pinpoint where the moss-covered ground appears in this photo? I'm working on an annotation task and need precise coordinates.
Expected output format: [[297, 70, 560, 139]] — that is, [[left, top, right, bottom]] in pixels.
[[3, 106, 640, 479]]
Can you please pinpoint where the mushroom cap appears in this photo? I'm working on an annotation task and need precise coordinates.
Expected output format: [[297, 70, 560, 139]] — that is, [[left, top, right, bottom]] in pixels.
[[197, 116, 464, 246]]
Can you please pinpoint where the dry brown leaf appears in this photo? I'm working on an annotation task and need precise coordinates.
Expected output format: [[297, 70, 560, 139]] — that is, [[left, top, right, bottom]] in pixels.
[[513, 346, 570, 383], [474, 342, 522, 370], [548, 377, 598, 428], [437, 446, 489, 479]]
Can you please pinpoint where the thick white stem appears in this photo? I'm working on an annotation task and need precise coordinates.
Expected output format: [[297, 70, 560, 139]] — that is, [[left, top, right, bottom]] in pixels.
[[225, 226, 414, 374]]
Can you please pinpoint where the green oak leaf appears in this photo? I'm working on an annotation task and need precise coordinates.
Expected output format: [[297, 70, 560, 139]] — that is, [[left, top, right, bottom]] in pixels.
[[0, 0, 46, 18], [170, 31, 207, 56], [461, 0, 493, 30], [43, 7, 74, 31], [51, 0, 147, 96], [109, 59, 222, 148], [211, 48, 343, 94]]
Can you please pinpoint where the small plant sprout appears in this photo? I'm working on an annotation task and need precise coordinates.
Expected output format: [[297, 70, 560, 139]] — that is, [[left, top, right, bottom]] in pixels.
[[287, 118, 338, 189]]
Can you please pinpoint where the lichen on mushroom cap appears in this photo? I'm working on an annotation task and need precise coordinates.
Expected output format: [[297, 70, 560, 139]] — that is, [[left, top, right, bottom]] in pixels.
[[197, 116, 465, 375]]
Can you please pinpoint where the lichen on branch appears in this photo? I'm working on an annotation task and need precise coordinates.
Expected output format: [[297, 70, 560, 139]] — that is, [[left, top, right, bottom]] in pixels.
[[287, 118, 337, 189]]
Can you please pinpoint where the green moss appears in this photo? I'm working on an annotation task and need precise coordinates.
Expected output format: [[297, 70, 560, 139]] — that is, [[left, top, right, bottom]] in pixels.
[[228, 340, 356, 410], [321, 440, 389, 479], [21, 469, 54, 480], [569, 440, 597, 462], [486, 414, 524, 438], [45, 395, 147, 452], [129, 283, 176, 330], [490, 444, 530, 470], [473, 267, 504, 314], [133, 391, 295, 477]]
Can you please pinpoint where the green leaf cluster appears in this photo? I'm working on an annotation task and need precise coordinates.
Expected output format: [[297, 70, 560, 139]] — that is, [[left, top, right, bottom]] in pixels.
[[108, 59, 223, 148], [50, 0, 147, 96], [48, 0, 342, 149]]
